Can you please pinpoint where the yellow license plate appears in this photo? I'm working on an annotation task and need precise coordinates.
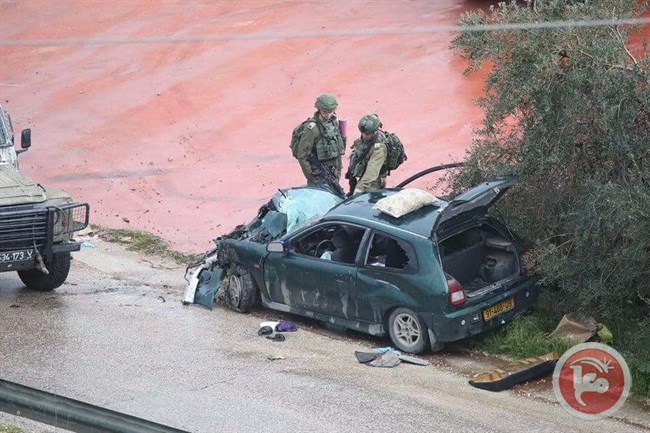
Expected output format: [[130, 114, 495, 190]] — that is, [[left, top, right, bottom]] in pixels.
[[483, 298, 515, 321]]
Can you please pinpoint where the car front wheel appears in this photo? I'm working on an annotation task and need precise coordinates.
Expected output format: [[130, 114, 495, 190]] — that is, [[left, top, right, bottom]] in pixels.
[[388, 307, 429, 354], [226, 264, 256, 313], [18, 252, 71, 291]]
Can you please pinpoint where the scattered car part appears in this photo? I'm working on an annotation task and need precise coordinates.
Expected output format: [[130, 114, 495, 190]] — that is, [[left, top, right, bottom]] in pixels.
[[469, 352, 559, 392], [398, 354, 431, 366]]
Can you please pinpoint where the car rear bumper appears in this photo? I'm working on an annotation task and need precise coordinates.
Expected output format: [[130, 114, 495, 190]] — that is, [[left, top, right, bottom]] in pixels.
[[425, 276, 540, 343]]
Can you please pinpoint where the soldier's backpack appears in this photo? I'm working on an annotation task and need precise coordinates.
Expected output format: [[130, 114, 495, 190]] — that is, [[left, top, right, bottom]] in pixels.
[[290, 117, 315, 159], [382, 131, 407, 171]]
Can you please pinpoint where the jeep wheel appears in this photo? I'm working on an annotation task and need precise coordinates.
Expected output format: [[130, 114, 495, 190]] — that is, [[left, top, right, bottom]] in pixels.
[[388, 307, 429, 354], [227, 264, 256, 313], [18, 252, 71, 291]]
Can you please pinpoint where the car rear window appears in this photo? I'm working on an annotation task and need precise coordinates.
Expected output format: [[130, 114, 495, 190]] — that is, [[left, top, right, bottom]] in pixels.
[[365, 232, 417, 272]]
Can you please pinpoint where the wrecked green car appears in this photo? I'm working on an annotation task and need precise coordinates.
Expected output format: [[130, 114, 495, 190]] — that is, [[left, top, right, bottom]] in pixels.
[[0, 104, 89, 291], [185, 174, 539, 354]]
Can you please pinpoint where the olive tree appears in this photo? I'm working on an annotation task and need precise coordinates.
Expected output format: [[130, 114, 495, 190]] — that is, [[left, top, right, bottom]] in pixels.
[[451, 0, 649, 325]]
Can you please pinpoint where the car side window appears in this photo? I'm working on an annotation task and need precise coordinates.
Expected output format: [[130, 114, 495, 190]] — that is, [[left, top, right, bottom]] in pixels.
[[365, 232, 417, 272], [290, 223, 365, 265]]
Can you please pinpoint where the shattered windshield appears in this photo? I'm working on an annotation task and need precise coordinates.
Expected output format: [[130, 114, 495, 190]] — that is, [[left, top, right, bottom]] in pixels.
[[275, 188, 343, 235], [243, 187, 343, 243]]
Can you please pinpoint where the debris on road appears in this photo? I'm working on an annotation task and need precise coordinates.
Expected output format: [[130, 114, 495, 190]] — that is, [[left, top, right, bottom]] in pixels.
[[548, 313, 614, 345], [258, 326, 274, 336], [398, 354, 431, 366], [275, 320, 297, 332], [548, 313, 599, 344], [355, 347, 429, 368], [267, 355, 286, 361], [468, 352, 559, 392]]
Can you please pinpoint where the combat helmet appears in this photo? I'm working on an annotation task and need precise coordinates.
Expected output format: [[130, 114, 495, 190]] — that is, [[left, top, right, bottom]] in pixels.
[[315, 94, 338, 112], [358, 113, 382, 134]]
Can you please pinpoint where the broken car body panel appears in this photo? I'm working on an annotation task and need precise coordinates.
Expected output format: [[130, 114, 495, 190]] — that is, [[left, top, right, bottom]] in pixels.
[[185, 171, 539, 354]]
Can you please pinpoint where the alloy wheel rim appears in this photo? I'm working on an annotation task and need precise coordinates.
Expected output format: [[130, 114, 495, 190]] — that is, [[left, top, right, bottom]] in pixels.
[[394, 313, 421, 347]]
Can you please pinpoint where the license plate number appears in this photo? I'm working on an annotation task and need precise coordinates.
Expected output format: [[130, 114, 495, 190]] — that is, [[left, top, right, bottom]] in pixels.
[[483, 298, 515, 321], [0, 249, 35, 263]]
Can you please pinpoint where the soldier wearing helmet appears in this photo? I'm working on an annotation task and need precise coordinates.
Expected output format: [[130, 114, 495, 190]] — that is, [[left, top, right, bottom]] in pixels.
[[346, 113, 388, 195], [295, 94, 345, 186]]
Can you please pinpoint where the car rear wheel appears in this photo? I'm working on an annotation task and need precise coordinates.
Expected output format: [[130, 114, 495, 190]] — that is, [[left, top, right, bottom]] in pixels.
[[18, 252, 71, 291], [227, 264, 256, 313], [388, 308, 429, 354]]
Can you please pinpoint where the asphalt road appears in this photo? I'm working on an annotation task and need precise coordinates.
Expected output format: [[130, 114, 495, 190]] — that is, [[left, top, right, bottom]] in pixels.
[[0, 241, 648, 433]]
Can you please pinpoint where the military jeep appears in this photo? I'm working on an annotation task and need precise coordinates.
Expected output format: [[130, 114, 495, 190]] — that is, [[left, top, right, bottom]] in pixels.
[[0, 104, 89, 291]]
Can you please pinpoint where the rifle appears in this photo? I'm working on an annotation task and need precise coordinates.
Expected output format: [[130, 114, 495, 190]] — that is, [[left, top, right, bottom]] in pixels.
[[345, 139, 375, 197], [344, 169, 357, 197], [307, 155, 346, 199]]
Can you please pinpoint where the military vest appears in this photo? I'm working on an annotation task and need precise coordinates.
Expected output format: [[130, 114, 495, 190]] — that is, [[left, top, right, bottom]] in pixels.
[[312, 113, 345, 162], [349, 131, 387, 178]]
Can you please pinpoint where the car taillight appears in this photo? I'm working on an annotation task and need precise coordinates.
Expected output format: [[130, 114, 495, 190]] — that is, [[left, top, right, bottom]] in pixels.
[[521, 244, 534, 276], [447, 277, 466, 306]]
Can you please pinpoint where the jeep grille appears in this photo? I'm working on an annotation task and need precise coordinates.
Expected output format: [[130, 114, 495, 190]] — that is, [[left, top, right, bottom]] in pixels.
[[0, 208, 48, 251]]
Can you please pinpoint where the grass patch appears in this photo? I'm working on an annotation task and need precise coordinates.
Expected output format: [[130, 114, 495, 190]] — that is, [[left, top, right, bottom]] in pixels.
[[93, 225, 201, 265], [0, 423, 26, 433], [471, 291, 650, 400], [472, 314, 575, 359]]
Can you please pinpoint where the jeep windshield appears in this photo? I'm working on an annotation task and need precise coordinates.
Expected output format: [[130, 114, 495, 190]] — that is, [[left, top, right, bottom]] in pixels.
[[0, 106, 17, 167], [0, 106, 13, 148]]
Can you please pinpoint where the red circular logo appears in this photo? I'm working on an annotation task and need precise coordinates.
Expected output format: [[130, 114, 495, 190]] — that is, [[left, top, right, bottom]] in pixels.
[[553, 343, 632, 420]]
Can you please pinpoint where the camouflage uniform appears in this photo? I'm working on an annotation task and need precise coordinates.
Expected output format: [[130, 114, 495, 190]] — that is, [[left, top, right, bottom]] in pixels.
[[296, 94, 345, 185], [349, 131, 388, 194]]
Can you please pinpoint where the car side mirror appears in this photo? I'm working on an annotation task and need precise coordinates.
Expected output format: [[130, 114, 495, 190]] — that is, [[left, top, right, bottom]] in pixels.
[[17, 128, 31, 154], [266, 241, 288, 254]]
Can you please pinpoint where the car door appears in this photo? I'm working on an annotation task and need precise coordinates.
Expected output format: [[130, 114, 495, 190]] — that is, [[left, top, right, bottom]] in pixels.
[[264, 222, 364, 319], [353, 230, 420, 325]]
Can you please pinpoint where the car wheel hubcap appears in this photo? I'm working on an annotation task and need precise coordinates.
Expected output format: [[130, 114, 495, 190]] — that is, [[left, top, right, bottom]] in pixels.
[[394, 313, 421, 347], [229, 274, 241, 307]]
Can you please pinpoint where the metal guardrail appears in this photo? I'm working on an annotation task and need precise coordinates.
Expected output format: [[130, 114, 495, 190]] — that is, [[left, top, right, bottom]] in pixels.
[[0, 379, 189, 433]]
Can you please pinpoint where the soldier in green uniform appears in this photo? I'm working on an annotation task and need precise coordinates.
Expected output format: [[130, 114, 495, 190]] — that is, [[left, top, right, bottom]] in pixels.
[[295, 94, 345, 186], [347, 113, 388, 195]]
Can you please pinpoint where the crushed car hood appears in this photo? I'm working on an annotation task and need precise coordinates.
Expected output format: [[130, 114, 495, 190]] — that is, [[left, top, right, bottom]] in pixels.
[[230, 186, 344, 244], [0, 165, 47, 206]]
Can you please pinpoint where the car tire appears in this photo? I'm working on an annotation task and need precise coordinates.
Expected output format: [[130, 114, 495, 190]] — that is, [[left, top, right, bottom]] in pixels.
[[227, 264, 256, 313], [388, 307, 429, 354], [18, 252, 71, 291]]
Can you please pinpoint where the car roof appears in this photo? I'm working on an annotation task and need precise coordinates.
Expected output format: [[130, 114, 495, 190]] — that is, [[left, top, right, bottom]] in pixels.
[[323, 189, 445, 238]]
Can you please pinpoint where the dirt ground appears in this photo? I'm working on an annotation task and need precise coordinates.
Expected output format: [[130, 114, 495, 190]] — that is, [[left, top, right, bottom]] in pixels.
[[0, 0, 487, 253]]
